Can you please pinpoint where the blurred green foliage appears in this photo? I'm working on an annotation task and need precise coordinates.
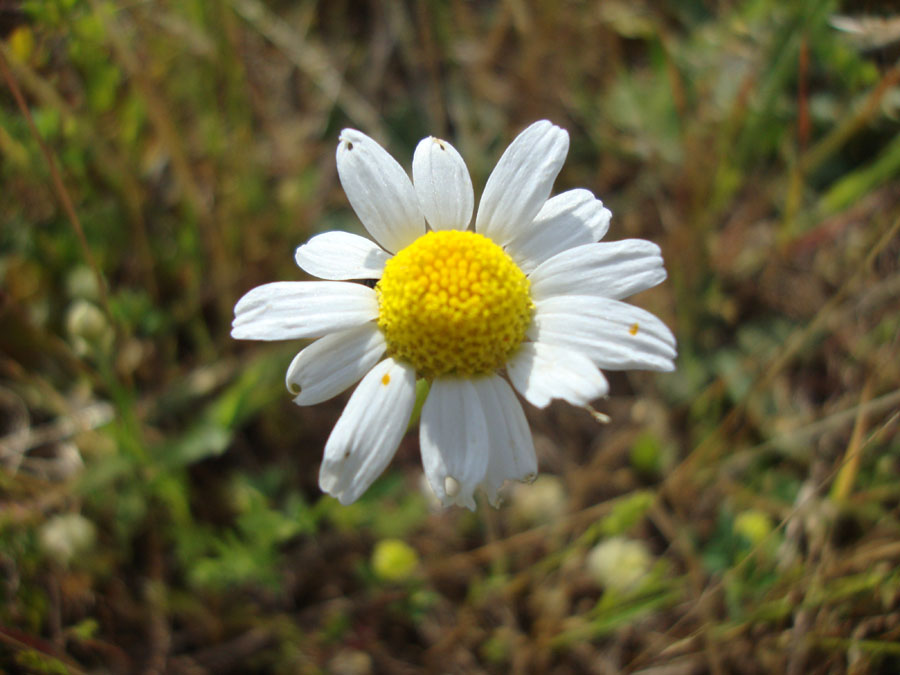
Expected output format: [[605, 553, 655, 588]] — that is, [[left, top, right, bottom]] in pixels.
[[1, 0, 899, 671]]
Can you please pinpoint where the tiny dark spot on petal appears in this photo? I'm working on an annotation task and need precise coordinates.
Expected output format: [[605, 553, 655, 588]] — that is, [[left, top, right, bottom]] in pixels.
[[346, 141, 354, 150]]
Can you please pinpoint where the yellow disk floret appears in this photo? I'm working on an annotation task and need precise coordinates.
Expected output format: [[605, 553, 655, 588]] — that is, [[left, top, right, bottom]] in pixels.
[[376, 230, 532, 378]]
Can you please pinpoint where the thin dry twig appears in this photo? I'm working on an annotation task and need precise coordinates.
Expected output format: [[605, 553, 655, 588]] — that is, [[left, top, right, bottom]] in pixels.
[[0, 402, 114, 462], [724, 386, 900, 469], [668, 211, 900, 486], [800, 53, 900, 174], [228, 0, 387, 141], [0, 41, 159, 300], [0, 48, 112, 321], [88, 0, 232, 322]]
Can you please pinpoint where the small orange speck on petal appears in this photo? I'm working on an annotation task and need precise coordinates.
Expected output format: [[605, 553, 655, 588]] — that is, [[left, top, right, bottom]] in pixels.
[[381, 373, 391, 385], [629, 323, 639, 336]]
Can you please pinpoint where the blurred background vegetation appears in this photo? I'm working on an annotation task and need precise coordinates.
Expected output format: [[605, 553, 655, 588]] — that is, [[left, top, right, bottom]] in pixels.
[[1, 0, 899, 672]]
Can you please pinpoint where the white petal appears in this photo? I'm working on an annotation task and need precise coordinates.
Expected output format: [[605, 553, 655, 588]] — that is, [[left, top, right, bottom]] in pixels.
[[232, 282, 378, 341], [318, 358, 416, 505], [336, 129, 425, 253], [507, 342, 609, 409], [475, 120, 570, 246], [412, 136, 474, 231], [286, 323, 387, 405], [530, 295, 677, 372], [506, 190, 612, 274], [294, 231, 390, 280], [474, 376, 537, 506], [529, 240, 667, 301], [419, 378, 490, 510]]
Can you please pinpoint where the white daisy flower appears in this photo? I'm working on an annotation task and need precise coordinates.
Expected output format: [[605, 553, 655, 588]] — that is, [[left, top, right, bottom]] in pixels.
[[232, 120, 676, 509]]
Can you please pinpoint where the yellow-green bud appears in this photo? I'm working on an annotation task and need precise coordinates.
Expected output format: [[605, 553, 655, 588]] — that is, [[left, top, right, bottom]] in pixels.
[[734, 510, 774, 546], [371, 539, 419, 582]]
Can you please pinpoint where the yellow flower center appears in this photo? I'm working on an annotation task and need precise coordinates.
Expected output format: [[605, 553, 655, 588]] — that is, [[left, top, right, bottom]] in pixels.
[[376, 230, 533, 378]]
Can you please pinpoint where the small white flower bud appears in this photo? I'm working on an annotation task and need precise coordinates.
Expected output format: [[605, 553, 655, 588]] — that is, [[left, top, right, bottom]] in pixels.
[[38, 513, 96, 565], [586, 537, 653, 593], [66, 300, 112, 356], [510, 475, 567, 526]]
